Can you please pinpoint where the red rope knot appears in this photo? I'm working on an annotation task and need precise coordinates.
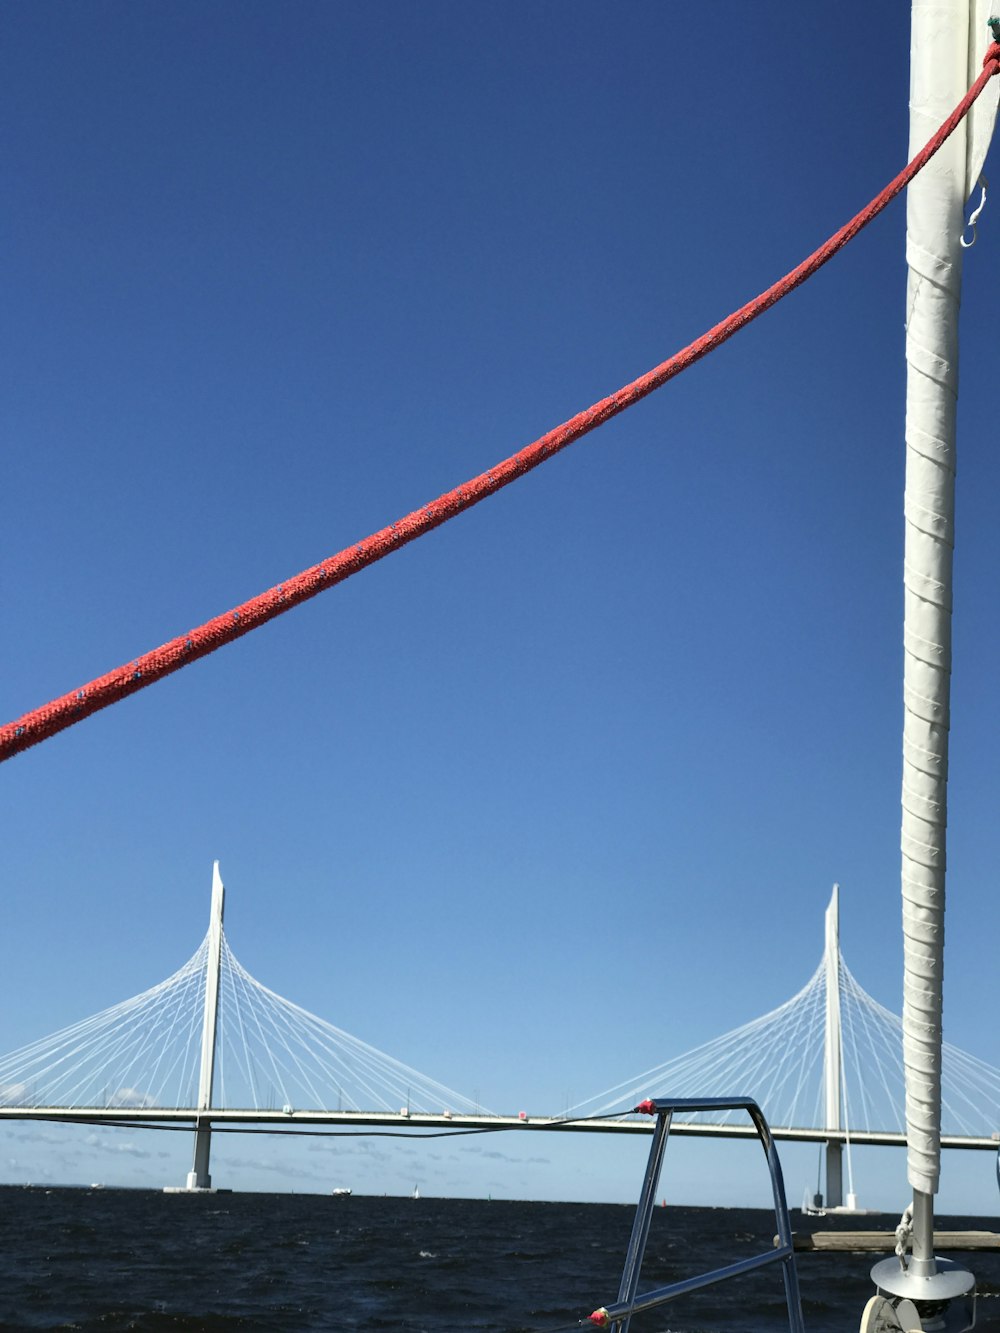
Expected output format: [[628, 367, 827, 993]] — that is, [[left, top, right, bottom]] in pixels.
[[635, 1098, 657, 1116], [984, 38, 1000, 69], [588, 1309, 610, 1327]]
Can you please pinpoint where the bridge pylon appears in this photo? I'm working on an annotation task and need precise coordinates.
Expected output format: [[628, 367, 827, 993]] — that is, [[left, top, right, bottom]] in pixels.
[[819, 882, 862, 1211], [823, 883, 844, 1208], [179, 861, 224, 1191]]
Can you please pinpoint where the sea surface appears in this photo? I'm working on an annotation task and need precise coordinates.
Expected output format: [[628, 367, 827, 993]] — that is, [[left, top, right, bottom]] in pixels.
[[2, 1189, 1000, 1332]]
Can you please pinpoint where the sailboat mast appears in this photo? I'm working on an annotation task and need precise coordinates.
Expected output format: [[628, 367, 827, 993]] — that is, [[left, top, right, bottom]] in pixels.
[[899, 0, 997, 1272], [899, 0, 966, 1260]]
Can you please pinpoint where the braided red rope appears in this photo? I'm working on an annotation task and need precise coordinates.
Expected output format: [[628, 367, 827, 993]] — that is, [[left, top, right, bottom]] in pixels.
[[4, 45, 999, 765]]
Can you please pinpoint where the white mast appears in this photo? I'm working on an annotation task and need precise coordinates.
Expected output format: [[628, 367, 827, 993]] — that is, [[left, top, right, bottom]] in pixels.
[[886, 0, 997, 1292], [868, 13, 996, 1314]]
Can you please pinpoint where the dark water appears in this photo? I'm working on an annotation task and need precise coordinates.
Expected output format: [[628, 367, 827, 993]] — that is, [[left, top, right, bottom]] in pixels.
[[2, 1189, 999, 1332]]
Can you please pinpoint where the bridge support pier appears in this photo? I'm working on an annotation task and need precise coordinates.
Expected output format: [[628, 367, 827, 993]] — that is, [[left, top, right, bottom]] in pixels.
[[187, 1116, 214, 1190], [825, 1140, 843, 1209]]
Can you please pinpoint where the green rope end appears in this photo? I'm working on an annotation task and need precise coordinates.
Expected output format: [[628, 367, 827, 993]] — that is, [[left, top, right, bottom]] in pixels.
[[990, 16, 1000, 41]]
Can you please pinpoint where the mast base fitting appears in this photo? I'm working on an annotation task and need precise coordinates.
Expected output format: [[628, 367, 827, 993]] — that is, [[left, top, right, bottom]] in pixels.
[[869, 1258, 975, 1332]]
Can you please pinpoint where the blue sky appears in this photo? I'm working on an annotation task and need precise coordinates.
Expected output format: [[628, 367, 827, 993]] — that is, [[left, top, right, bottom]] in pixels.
[[3, 2, 1000, 1213]]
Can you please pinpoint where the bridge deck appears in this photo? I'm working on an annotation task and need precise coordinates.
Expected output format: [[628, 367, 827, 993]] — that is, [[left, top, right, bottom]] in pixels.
[[0, 1107, 996, 1151]]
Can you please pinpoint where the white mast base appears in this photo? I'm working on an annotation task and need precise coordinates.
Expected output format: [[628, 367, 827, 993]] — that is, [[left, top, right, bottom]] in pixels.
[[870, 1257, 975, 1331]]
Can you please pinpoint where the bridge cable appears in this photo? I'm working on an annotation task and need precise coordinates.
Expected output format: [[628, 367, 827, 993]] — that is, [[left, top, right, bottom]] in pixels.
[[2, 42, 999, 766]]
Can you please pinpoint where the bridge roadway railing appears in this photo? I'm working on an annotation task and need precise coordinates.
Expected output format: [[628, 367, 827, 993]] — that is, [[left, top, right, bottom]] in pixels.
[[0, 1106, 996, 1151]]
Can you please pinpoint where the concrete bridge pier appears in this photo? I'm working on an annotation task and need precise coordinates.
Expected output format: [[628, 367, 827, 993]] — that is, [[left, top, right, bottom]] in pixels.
[[187, 1116, 214, 1190], [825, 1140, 843, 1209]]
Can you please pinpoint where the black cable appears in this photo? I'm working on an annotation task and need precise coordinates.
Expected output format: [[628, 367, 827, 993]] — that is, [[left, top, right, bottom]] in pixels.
[[19, 1110, 638, 1140]]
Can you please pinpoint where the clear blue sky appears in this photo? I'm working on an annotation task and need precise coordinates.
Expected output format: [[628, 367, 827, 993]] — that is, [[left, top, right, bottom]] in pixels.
[[3, 2, 999, 1212]]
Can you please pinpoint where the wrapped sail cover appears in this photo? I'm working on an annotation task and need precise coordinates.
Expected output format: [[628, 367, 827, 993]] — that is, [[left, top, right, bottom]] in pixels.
[[901, 0, 997, 1196]]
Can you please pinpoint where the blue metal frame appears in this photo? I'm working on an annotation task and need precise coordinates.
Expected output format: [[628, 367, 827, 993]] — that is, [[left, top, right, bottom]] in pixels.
[[593, 1097, 805, 1333]]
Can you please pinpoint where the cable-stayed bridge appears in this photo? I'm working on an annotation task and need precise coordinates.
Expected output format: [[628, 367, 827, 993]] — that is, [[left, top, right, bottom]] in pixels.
[[566, 885, 1000, 1205], [0, 908, 485, 1121], [0, 871, 996, 1193]]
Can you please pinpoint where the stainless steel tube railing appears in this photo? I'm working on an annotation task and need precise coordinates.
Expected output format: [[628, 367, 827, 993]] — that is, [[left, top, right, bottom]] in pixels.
[[588, 1096, 805, 1333]]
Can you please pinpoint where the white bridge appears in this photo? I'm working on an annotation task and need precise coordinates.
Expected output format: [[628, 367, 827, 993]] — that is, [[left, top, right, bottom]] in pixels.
[[0, 870, 997, 1193]]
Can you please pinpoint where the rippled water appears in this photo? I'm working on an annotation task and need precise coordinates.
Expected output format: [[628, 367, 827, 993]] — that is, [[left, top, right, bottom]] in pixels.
[[2, 1188, 999, 1331]]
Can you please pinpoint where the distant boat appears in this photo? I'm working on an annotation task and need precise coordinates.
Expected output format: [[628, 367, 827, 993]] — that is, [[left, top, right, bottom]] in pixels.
[[330, 1188, 352, 1197], [411, 1185, 420, 1200], [801, 1187, 879, 1219]]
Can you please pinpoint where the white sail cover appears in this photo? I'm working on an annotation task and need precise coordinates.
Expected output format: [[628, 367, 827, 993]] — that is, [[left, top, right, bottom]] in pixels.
[[901, 0, 998, 1197]]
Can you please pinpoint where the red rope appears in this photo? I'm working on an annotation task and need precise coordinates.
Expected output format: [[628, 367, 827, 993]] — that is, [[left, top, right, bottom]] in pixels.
[[4, 46, 999, 765]]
